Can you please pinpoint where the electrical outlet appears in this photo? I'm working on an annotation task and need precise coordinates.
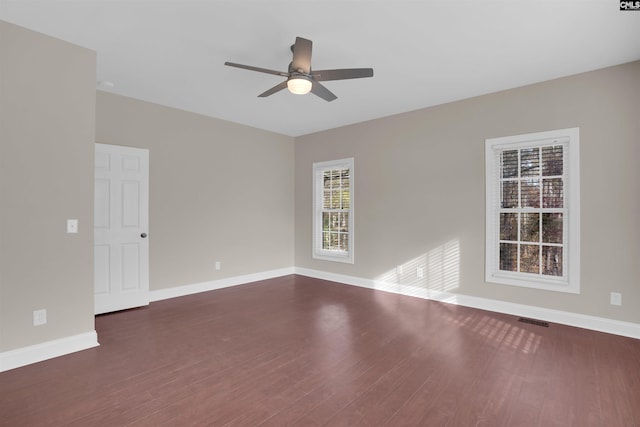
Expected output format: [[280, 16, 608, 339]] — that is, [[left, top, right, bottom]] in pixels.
[[33, 309, 47, 326], [215, 261, 221, 270], [417, 267, 424, 279], [396, 265, 403, 275], [67, 219, 78, 233], [610, 292, 622, 306]]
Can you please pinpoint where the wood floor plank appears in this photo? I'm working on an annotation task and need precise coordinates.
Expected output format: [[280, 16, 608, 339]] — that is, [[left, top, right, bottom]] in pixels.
[[1, 275, 639, 426], [234, 307, 410, 426]]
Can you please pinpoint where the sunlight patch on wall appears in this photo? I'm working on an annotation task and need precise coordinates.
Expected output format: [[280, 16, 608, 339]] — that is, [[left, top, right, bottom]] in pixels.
[[373, 239, 460, 301]]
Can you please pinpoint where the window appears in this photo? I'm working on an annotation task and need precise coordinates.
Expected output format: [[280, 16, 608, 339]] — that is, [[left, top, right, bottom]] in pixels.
[[313, 158, 354, 263], [485, 128, 580, 293]]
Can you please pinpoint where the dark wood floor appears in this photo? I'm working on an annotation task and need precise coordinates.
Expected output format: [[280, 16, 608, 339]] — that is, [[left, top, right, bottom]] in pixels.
[[1, 275, 639, 426]]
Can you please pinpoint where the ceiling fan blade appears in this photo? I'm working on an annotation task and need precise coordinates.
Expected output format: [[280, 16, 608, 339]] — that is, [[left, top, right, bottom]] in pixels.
[[224, 62, 289, 77], [291, 37, 312, 74], [311, 81, 337, 102], [312, 68, 374, 81], [258, 81, 288, 97]]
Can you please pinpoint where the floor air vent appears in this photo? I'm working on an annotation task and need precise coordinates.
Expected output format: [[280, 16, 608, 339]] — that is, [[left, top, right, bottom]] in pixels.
[[518, 317, 549, 327]]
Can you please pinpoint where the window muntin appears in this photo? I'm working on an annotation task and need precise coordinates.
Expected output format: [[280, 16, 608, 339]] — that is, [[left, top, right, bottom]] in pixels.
[[322, 168, 350, 252], [485, 128, 580, 293], [498, 145, 565, 277], [313, 158, 354, 263]]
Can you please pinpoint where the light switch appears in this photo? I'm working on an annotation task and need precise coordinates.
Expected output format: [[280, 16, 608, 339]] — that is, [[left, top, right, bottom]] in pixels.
[[67, 219, 78, 234]]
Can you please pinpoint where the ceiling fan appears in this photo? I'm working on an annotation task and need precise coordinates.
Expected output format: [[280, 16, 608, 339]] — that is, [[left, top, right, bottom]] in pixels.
[[224, 37, 373, 102]]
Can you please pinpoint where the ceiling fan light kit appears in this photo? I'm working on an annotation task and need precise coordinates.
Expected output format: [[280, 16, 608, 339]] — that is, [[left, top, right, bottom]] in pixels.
[[225, 37, 373, 101], [287, 76, 312, 95]]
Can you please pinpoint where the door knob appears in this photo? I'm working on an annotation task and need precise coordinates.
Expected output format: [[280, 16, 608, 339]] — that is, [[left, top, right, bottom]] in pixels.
[[141, 233, 147, 238]]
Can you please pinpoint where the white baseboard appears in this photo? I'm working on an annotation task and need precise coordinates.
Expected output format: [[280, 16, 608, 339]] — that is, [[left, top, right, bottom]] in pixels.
[[149, 267, 296, 302], [0, 330, 99, 373], [295, 267, 640, 340]]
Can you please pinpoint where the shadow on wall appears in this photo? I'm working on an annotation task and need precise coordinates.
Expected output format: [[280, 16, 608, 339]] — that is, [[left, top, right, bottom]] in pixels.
[[374, 239, 461, 301]]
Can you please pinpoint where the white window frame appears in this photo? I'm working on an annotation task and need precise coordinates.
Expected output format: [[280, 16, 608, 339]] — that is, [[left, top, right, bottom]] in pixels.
[[485, 128, 580, 294], [313, 158, 354, 264]]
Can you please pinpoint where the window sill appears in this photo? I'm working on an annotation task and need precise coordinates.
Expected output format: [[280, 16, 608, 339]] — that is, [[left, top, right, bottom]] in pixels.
[[486, 272, 579, 294], [313, 251, 354, 264]]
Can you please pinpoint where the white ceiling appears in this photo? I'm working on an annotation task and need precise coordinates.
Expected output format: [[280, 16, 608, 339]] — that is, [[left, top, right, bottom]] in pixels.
[[2, 1, 639, 137]]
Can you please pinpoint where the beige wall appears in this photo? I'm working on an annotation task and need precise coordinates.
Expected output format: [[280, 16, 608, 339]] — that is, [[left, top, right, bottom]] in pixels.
[[0, 21, 96, 352], [96, 92, 295, 290], [295, 61, 640, 324]]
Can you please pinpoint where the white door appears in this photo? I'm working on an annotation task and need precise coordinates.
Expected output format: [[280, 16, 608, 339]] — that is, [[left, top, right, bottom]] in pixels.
[[94, 143, 149, 314]]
